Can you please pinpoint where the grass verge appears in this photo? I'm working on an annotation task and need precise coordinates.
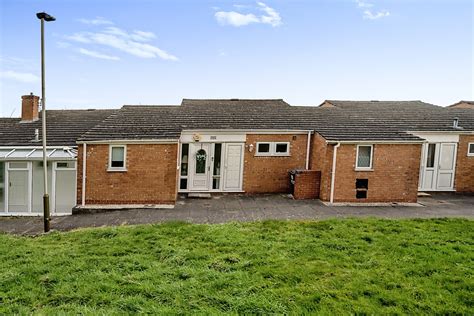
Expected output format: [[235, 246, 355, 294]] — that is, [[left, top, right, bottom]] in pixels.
[[0, 218, 473, 314]]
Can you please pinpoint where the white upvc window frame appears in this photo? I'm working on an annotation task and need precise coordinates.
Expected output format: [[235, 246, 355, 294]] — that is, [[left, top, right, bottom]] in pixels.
[[468, 143, 474, 157], [108, 145, 127, 172], [255, 142, 291, 157], [355, 144, 374, 171], [255, 142, 272, 156], [273, 142, 290, 156]]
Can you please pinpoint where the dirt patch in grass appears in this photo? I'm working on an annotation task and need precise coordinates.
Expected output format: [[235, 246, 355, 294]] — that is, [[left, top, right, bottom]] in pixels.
[[0, 218, 472, 314]]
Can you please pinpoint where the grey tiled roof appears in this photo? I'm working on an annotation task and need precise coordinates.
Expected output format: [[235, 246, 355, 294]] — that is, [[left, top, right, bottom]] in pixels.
[[3, 99, 474, 145], [0, 109, 116, 146], [79, 99, 474, 142]]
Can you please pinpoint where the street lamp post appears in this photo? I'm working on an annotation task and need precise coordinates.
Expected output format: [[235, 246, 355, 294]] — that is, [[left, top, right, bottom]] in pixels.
[[36, 12, 55, 233]]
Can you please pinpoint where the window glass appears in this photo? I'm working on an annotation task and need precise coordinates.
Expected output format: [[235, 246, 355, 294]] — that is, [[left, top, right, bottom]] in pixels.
[[275, 143, 288, 154], [56, 162, 75, 169], [213, 144, 222, 176], [257, 143, 270, 153], [469, 143, 474, 155], [111, 147, 125, 168], [357, 146, 372, 168], [180, 178, 188, 190], [426, 144, 436, 168], [181, 144, 189, 176], [195, 149, 207, 174], [9, 162, 28, 169]]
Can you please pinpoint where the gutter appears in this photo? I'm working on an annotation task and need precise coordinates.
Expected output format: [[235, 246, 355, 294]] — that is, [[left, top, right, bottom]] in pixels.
[[329, 142, 340, 205], [305, 130, 311, 169], [76, 139, 179, 145]]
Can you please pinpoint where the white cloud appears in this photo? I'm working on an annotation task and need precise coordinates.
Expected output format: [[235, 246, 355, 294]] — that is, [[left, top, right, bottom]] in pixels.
[[65, 26, 178, 61], [257, 2, 282, 27], [0, 70, 39, 83], [354, 0, 390, 20], [215, 2, 281, 27], [355, 0, 373, 8], [215, 11, 260, 26], [77, 17, 113, 25], [363, 10, 390, 20], [78, 48, 120, 60]]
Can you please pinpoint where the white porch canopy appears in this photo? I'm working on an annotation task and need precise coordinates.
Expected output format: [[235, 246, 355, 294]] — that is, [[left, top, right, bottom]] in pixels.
[[0, 147, 77, 160]]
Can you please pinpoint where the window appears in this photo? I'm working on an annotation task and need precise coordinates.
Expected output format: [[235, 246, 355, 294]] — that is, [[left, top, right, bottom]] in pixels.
[[468, 143, 474, 157], [274, 143, 289, 155], [356, 145, 373, 170], [195, 149, 207, 174], [180, 144, 189, 190], [109, 145, 126, 171], [426, 144, 436, 167], [212, 144, 222, 190], [8, 162, 28, 169], [256, 142, 290, 156], [257, 143, 271, 154], [56, 161, 75, 169]]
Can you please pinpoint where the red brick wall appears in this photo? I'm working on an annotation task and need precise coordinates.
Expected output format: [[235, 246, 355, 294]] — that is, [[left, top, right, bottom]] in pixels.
[[243, 134, 308, 193], [293, 170, 321, 199], [309, 137, 422, 203], [455, 135, 474, 193], [77, 143, 178, 205], [309, 133, 333, 201]]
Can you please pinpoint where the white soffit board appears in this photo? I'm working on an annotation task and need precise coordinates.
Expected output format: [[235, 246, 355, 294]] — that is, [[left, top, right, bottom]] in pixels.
[[410, 132, 459, 143], [181, 131, 246, 143]]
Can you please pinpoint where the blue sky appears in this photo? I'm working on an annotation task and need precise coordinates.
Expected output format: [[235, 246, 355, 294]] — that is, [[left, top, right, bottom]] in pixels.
[[0, 0, 472, 116]]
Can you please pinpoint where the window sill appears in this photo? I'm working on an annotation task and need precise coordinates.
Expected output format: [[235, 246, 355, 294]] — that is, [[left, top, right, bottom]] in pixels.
[[107, 168, 127, 172], [254, 154, 291, 157], [355, 168, 374, 172]]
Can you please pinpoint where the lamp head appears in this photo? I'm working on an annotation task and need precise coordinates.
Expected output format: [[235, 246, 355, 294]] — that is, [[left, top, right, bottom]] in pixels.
[[36, 12, 56, 22]]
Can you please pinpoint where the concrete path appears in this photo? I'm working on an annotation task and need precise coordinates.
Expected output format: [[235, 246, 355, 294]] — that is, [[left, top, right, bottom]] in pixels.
[[0, 193, 472, 235]]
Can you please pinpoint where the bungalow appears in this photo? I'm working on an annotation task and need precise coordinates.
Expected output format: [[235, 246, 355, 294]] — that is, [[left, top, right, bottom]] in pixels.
[[0, 95, 473, 215]]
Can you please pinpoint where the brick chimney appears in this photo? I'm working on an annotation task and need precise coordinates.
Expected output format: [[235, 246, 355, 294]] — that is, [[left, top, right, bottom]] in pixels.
[[21, 93, 40, 122]]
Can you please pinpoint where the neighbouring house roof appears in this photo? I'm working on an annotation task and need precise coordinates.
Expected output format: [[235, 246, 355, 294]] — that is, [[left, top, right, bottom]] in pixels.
[[0, 109, 116, 146], [311, 100, 474, 141], [448, 101, 474, 109], [78, 99, 474, 142]]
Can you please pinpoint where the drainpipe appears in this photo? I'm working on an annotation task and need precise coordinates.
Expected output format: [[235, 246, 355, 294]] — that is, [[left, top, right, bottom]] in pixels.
[[305, 130, 311, 170], [329, 142, 340, 205], [176, 139, 181, 196], [81, 143, 86, 206]]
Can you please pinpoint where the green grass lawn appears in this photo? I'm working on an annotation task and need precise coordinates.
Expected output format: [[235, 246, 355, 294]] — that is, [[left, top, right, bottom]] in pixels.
[[0, 218, 473, 314]]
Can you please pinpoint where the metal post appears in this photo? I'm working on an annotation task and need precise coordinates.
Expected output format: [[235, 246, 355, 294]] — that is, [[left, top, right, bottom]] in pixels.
[[40, 17, 50, 232]]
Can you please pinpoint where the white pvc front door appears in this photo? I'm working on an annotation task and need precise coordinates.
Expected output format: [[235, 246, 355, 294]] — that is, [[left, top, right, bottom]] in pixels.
[[7, 162, 31, 213], [223, 143, 244, 191], [189, 143, 211, 191], [436, 143, 457, 190], [419, 143, 457, 191]]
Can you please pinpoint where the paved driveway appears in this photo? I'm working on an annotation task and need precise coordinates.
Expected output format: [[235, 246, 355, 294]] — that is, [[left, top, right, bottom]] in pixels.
[[0, 193, 472, 235]]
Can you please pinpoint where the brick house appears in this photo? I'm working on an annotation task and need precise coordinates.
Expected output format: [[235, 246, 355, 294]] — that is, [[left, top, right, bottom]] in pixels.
[[1, 96, 473, 215]]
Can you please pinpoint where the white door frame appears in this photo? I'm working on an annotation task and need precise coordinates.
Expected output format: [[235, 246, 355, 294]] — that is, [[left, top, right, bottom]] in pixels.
[[5, 161, 32, 214], [222, 143, 245, 192], [419, 142, 457, 191], [180, 142, 244, 192], [188, 143, 212, 191], [52, 161, 77, 215]]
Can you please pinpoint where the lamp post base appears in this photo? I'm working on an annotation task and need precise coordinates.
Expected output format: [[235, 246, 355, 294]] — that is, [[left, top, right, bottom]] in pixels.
[[43, 194, 50, 232]]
